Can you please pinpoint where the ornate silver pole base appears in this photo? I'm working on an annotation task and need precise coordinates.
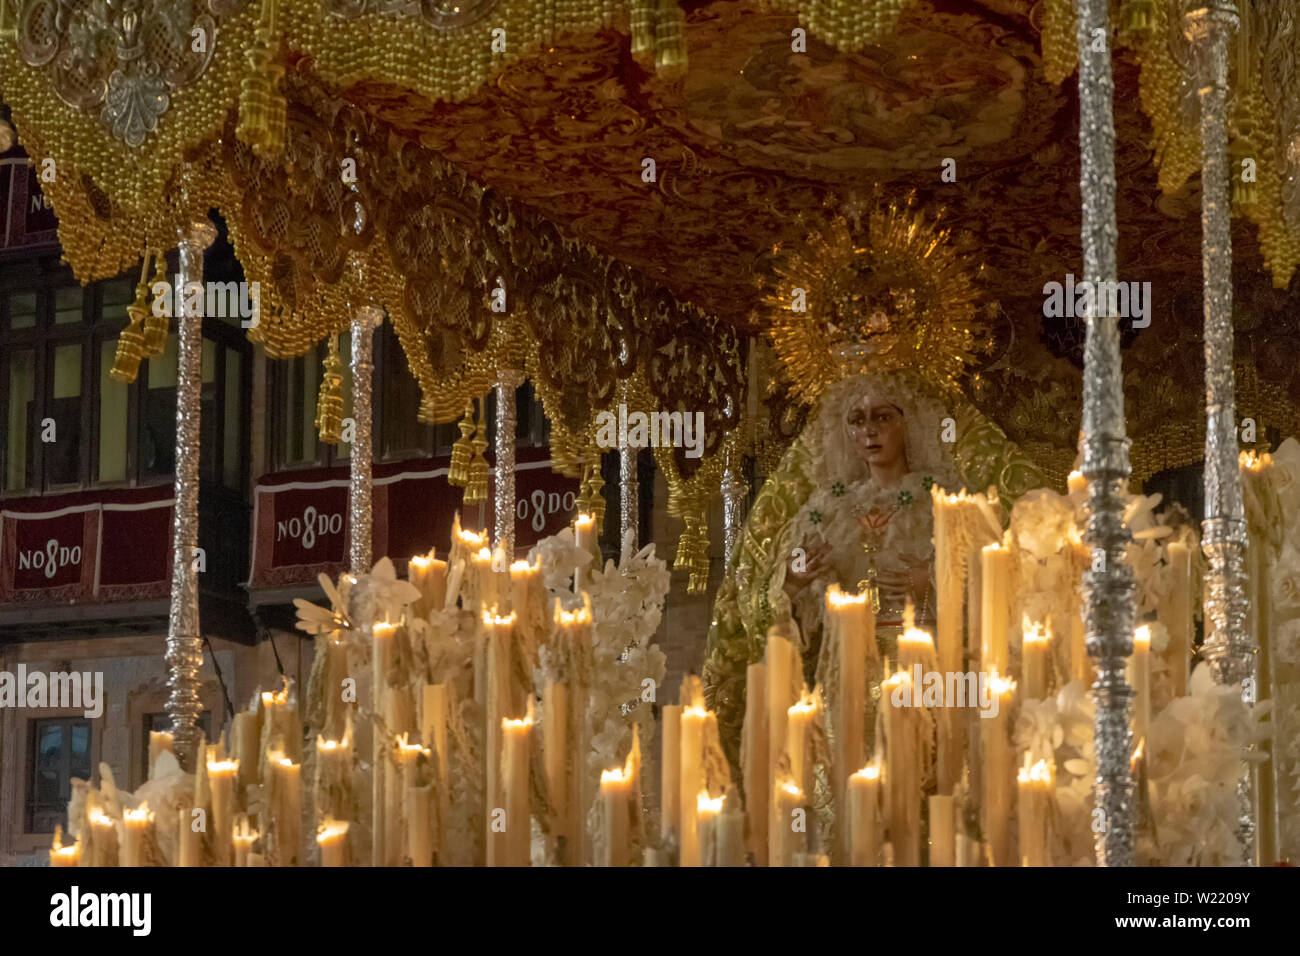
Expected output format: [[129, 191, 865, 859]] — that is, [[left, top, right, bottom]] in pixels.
[[721, 451, 748, 573], [1185, 0, 1255, 862], [1074, 0, 1137, 867], [166, 216, 217, 773], [349, 306, 381, 576], [494, 369, 525, 561]]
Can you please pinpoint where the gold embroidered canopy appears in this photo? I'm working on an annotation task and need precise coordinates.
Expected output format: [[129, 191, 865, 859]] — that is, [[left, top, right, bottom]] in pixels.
[[2, 0, 1299, 498]]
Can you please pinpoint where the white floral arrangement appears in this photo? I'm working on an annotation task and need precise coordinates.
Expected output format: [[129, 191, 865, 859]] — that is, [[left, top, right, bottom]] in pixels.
[[1014, 664, 1269, 866]]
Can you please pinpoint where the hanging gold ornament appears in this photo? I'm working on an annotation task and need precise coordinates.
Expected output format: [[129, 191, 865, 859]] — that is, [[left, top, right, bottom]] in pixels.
[[315, 336, 345, 445], [584, 464, 607, 530], [142, 251, 170, 359], [109, 309, 147, 384], [235, 0, 287, 160], [448, 401, 475, 488], [673, 501, 711, 595], [1124, 0, 1154, 35], [465, 404, 490, 505]]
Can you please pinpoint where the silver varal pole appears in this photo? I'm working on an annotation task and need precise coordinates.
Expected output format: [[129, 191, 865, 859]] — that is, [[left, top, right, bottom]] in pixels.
[[1074, 0, 1137, 867], [1185, 0, 1255, 860], [349, 306, 381, 575], [494, 369, 524, 560], [166, 216, 217, 772], [619, 443, 639, 558]]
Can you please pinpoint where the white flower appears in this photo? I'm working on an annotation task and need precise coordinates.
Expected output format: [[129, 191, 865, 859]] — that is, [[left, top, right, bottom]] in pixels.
[[361, 557, 421, 621], [294, 572, 353, 635], [1270, 437, 1300, 516], [1011, 489, 1076, 562], [1272, 544, 1300, 610]]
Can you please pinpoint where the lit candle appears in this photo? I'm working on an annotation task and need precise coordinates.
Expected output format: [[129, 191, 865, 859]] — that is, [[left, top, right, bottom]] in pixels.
[[230, 711, 260, 791], [408, 781, 434, 868], [543, 679, 572, 860], [49, 827, 81, 868], [1067, 469, 1086, 495], [679, 705, 707, 867], [600, 766, 633, 867], [178, 806, 200, 866], [1022, 618, 1051, 701], [573, 513, 596, 592], [882, 670, 922, 866], [553, 596, 594, 865], [765, 632, 797, 860], [980, 540, 1010, 675], [267, 751, 300, 866], [661, 703, 682, 844], [88, 808, 119, 867], [1129, 625, 1151, 751], [928, 794, 955, 867], [316, 818, 349, 867], [207, 756, 238, 867], [314, 721, 353, 823], [502, 703, 534, 867], [371, 622, 396, 867], [391, 734, 424, 866], [509, 557, 542, 634], [848, 765, 879, 867], [482, 609, 517, 865], [1165, 539, 1191, 698], [772, 778, 804, 868], [121, 804, 154, 867], [740, 662, 767, 865], [786, 688, 819, 798], [697, 791, 725, 866], [471, 546, 497, 612], [1017, 757, 1054, 866], [232, 813, 257, 867], [148, 732, 174, 780], [982, 673, 1016, 866], [826, 583, 871, 858], [407, 552, 444, 620]]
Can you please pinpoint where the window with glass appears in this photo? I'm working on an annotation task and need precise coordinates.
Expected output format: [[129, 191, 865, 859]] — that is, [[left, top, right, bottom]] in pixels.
[[0, 263, 250, 495], [27, 717, 92, 834]]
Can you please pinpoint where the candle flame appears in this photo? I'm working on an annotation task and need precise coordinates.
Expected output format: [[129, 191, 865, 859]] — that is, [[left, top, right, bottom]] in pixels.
[[482, 607, 517, 627], [457, 526, 487, 548], [698, 791, 725, 815], [1022, 618, 1052, 645], [409, 554, 430, 569], [780, 781, 804, 798], [987, 672, 1016, 696], [510, 558, 539, 574], [88, 807, 114, 828], [124, 804, 154, 824], [574, 513, 595, 529], [899, 625, 934, 648], [683, 705, 709, 719], [207, 758, 240, 775], [553, 594, 592, 626], [851, 765, 881, 782], [51, 842, 79, 860], [982, 540, 1007, 555], [601, 766, 629, 785], [317, 818, 350, 843], [826, 583, 869, 608], [1131, 738, 1145, 770], [1240, 450, 1273, 472], [474, 546, 493, 563], [1017, 757, 1053, 785], [261, 676, 291, 707], [1133, 624, 1151, 649]]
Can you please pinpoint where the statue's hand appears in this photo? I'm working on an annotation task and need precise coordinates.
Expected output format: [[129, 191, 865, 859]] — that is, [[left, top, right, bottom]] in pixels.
[[875, 562, 932, 611], [783, 541, 831, 601]]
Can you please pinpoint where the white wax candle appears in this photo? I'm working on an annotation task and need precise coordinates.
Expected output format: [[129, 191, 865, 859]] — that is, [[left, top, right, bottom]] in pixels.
[[121, 804, 153, 867], [928, 794, 955, 867], [848, 766, 879, 867], [1022, 619, 1051, 701], [980, 542, 1010, 674], [679, 706, 707, 867]]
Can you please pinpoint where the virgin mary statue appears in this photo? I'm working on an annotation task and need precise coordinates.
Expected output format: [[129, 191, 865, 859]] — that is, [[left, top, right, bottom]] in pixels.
[[702, 367, 1044, 771]]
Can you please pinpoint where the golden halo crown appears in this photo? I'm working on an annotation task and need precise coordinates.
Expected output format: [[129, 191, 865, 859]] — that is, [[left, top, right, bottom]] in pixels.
[[763, 194, 986, 406]]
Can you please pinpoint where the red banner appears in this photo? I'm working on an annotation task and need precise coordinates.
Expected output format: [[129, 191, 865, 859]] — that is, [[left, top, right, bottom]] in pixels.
[[0, 488, 173, 604], [249, 450, 580, 590]]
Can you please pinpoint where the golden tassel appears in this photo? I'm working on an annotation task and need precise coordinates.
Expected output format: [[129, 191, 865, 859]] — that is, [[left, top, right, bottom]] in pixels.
[[465, 406, 489, 504], [448, 402, 475, 488], [236, 0, 287, 160], [1124, 0, 1153, 34], [630, 0, 656, 64], [141, 252, 169, 358], [109, 308, 147, 384], [315, 336, 344, 444], [673, 502, 710, 594], [0, 0, 16, 41], [654, 0, 688, 79]]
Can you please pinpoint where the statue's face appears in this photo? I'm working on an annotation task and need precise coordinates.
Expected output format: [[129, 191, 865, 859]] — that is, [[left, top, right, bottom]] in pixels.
[[846, 395, 906, 472]]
